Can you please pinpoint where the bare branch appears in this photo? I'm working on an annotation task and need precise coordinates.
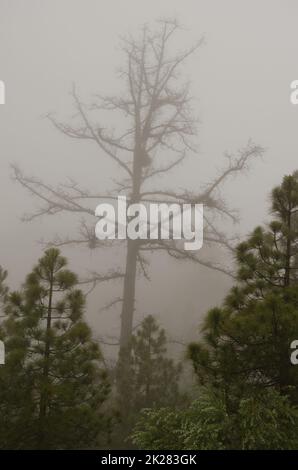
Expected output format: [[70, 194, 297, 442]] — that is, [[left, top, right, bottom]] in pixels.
[[139, 239, 235, 278]]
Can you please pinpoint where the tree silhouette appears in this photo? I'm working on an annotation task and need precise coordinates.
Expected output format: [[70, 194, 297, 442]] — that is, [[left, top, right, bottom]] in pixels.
[[115, 314, 181, 445], [13, 20, 263, 368]]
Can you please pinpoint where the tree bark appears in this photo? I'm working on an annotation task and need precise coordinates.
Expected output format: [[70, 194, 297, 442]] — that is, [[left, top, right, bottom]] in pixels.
[[119, 238, 138, 352], [119, 143, 142, 354]]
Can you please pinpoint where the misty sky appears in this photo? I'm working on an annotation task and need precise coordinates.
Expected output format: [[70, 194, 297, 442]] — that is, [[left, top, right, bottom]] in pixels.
[[0, 0, 298, 358]]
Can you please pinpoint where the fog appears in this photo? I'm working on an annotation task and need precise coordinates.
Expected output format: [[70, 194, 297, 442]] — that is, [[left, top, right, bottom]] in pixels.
[[1, 0, 298, 359]]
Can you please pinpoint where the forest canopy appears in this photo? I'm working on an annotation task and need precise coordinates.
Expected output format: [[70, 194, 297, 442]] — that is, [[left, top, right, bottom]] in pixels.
[[1, 172, 298, 449]]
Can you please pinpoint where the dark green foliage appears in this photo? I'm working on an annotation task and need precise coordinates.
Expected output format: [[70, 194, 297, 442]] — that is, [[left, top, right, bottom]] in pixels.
[[115, 315, 182, 446], [132, 388, 298, 450], [188, 173, 298, 399], [3, 173, 298, 450], [0, 249, 111, 449], [118, 315, 181, 411]]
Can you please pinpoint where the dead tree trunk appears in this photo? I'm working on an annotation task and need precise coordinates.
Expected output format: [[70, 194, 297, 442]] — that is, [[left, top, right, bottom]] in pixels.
[[119, 149, 140, 352], [120, 239, 138, 351], [13, 20, 264, 375]]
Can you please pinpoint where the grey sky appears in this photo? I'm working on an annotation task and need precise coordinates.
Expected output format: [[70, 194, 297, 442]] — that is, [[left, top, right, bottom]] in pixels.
[[0, 0, 298, 355]]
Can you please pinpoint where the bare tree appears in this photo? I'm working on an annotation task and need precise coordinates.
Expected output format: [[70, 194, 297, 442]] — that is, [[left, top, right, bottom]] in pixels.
[[13, 20, 263, 364]]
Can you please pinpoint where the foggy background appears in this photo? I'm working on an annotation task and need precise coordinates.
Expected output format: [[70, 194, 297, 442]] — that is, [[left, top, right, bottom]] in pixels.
[[0, 0, 298, 359]]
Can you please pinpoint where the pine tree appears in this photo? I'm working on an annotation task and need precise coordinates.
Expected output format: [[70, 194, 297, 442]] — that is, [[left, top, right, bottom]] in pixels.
[[188, 172, 298, 403], [116, 315, 181, 445], [132, 387, 298, 450], [0, 249, 111, 449]]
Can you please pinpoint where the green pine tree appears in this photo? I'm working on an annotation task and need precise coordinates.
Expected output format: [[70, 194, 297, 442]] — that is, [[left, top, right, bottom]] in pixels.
[[116, 315, 181, 446], [0, 248, 111, 449], [131, 387, 298, 450], [188, 172, 298, 405]]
